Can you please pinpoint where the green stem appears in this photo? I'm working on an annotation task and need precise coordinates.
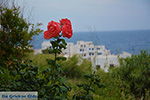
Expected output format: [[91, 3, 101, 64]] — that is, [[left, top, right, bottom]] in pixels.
[[54, 52, 57, 64]]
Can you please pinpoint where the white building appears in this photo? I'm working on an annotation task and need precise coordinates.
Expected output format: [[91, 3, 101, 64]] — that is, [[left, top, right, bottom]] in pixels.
[[40, 41, 131, 72], [63, 41, 111, 59], [93, 54, 119, 72], [41, 41, 51, 50], [63, 42, 76, 57], [62, 41, 131, 72]]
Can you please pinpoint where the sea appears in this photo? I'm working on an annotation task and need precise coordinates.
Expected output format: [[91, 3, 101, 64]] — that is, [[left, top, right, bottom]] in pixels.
[[31, 30, 150, 54]]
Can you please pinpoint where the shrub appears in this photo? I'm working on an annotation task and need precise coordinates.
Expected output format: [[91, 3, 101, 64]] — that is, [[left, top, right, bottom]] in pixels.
[[61, 55, 92, 79], [115, 51, 150, 100], [73, 72, 104, 100]]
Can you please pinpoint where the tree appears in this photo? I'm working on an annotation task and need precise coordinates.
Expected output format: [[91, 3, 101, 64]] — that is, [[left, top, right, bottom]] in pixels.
[[0, 3, 42, 67]]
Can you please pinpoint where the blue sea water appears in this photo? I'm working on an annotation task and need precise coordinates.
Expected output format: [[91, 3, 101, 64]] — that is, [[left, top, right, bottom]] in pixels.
[[31, 30, 150, 54]]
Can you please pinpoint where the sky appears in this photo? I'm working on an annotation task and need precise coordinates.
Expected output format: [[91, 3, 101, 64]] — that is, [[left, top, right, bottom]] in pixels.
[[18, 0, 150, 32]]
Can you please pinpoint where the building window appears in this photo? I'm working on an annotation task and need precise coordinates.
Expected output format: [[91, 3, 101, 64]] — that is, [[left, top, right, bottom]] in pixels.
[[97, 48, 100, 50], [89, 52, 94, 56], [89, 53, 92, 56], [80, 49, 84, 52], [110, 64, 114, 67], [89, 48, 91, 50], [97, 52, 102, 55], [84, 54, 86, 57], [80, 45, 83, 47], [84, 45, 86, 47], [92, 48, 94, 50]]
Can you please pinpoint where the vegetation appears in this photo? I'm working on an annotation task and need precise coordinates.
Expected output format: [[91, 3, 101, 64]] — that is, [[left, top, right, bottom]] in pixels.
[[113, 51, 150, 100], [25, 51, 150, 100], [0, 1, 150, 100], [73, 72, 103, 100], [61, 55, 92, 79], [0, 1, 42, 68]]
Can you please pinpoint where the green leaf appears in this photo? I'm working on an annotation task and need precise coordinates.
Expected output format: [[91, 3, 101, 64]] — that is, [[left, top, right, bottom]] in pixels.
[[56, 57, 67, 61], [46, 59, 55, 65]]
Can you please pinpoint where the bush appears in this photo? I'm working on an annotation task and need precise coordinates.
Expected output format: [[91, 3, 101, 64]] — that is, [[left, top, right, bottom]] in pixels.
[[61, 55, 92, 79], [114, 51, 150, 100], [0, 59, 58, 99], [73, 72, 103, 100], [94, 69, 130, 100]]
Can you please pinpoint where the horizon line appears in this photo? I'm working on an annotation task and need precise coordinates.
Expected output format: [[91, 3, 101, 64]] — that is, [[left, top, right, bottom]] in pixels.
[[74, 29, 150, 33]]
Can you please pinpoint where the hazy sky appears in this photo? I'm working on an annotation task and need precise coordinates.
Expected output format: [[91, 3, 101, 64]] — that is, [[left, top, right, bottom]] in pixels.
[[19, 0, 150, 32]]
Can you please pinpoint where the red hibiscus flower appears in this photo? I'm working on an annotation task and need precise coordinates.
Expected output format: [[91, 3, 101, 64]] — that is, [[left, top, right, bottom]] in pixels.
[[60, 18, 73, 38], [44, 21, 61, 39]]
